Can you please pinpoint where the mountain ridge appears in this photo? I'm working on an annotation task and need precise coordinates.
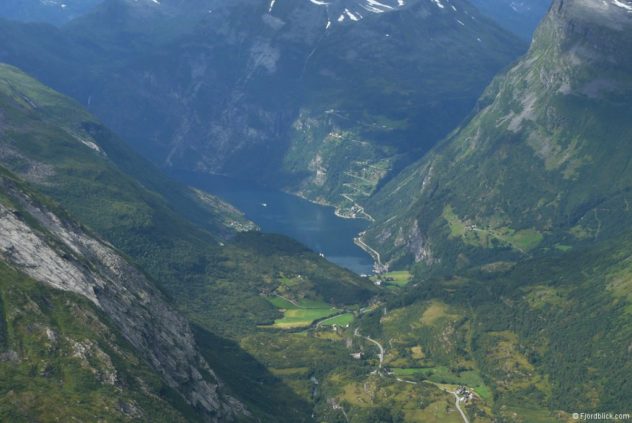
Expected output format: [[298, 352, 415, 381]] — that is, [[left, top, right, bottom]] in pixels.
[[362, 0, 632, 272]]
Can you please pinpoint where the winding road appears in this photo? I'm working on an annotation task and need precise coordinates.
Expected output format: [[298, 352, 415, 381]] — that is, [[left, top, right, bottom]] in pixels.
[[354, 328, 384, 368], [451, 391, 469, 423], [352, 327, 469, 423]]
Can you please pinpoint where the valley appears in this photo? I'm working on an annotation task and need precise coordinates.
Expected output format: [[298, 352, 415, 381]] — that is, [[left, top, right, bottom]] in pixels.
[[0, 0, 631, 422], [0, 0, 527, 215]]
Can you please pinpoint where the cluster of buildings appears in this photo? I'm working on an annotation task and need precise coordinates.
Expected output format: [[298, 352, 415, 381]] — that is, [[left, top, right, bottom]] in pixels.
[[456, 385, 474, 402]]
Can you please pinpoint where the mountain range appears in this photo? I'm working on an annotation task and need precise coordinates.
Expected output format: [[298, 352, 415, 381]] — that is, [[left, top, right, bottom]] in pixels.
[[0, 0, 526, 216], [0, 0, 103, 25], [1, 0, 632, 421]]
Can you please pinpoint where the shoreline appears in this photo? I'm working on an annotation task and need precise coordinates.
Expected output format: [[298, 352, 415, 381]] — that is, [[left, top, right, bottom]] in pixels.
[[288, 190, 385, 274], [183, 173, 383, 274], [354, 232, 387, 274], [290, 190, 375, 222]]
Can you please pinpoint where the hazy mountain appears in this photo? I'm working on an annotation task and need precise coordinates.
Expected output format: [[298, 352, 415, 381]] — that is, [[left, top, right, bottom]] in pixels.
[[363, 0, 632, 272], [0, 0, 525, 216], [2, 0, 630, 421], [470, 0, 552, 40], [0, 0, 104, 25]]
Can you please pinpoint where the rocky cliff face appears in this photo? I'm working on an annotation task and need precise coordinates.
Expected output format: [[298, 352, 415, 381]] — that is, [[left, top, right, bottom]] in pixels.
[[0, 173, 247, 421], [364, 0, 632, 272]]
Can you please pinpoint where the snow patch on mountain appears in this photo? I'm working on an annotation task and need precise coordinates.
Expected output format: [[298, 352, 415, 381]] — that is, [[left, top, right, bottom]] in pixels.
[[304, 0, 408, 25], [297, 0, 455, 29], [612, 0, 632, 12]]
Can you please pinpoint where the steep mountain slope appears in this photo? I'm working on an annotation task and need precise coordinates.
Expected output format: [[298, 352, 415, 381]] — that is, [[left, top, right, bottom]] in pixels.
[[0, 0, 524, 215], [0, 168, 246, 421], [0, 63, 381, 420], [0, 263, 191, 422], [470, 0, 551, 40], [364, 0, 632, 272], [282, 0, 525, 214]]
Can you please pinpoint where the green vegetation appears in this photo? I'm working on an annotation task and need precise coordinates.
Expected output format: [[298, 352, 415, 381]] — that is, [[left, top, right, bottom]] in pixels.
[[356, 9, 632, 417], [283, 114, 397, 218], [392, 367, 490, 400], [371, 270, 412, 287], [367, 229, 632, 418], [1, 1, 631, 421], [554, 243, 573, 252], [322, 370, 485, 423], [365, 3, 632, 277], [264, 297, 340, 329], [443, 205, 543, 252], [270, 308, 337, 329], [318, 313, 355, 327], [0, 262, 193, 422], [0, 64, 375, 421]]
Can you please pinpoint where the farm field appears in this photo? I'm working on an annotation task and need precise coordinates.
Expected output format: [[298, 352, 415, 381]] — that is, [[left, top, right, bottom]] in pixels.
[[264, 296, 341, 329], [371, 270, 412, 287], [317, 313, 354, 327]]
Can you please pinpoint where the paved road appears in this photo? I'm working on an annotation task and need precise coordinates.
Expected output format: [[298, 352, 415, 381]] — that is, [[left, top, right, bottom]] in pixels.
[[452, 391, 470, 423], [354, 234, 387, 273], [354, 328, 384, 368]]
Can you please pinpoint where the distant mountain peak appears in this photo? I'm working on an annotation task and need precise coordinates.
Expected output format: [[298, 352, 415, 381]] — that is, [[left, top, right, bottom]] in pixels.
[[268, 0, 415, 27], [264, 0, 469, 30], [552, 0, 632, 27], [271, 0, 410, 22], [540, 0, 632, 68]]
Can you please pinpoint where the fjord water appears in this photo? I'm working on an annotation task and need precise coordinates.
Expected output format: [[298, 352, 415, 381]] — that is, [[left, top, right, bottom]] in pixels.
[[173, 171, 374, 275]]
